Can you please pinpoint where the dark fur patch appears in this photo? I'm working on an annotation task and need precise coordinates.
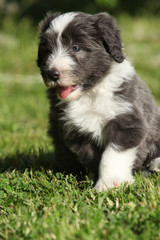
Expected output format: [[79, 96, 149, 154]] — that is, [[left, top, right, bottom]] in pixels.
[[103, 110, 146, 150]]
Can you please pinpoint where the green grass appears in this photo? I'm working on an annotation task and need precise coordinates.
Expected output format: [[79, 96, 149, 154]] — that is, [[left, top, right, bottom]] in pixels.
[[0, 170, 160, 240], [0, 16, 160, 239]]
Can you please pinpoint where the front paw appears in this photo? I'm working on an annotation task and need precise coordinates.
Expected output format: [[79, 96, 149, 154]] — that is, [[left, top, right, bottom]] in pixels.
[[94, 179, 111, 192], [94, 177, 134, 193]]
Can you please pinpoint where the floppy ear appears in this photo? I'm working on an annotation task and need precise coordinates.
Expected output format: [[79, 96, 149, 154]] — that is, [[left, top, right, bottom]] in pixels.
[[93, 13, 125, 63], [37, 12, 61, 67]]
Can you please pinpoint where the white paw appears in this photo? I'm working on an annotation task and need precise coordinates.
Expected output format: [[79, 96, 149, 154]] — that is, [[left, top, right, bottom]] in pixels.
[[94, 177, 134, 193], [94, 179, 109, 192], [149, 157, 160, 172]]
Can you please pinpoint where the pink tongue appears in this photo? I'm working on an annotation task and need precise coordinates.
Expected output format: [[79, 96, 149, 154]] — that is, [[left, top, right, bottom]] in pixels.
[[57, 86, 76, 98]]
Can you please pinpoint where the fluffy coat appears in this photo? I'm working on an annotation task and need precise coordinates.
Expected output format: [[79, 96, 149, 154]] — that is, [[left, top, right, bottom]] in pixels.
[[37, 12, 160, 191]]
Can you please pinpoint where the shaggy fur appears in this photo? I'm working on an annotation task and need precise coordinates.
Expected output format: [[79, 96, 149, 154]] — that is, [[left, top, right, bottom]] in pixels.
[[37, 12, 160, 192]]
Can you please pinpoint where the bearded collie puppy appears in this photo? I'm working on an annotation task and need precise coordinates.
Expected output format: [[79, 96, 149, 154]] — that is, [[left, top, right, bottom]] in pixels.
[[37, 12, 160, 192]]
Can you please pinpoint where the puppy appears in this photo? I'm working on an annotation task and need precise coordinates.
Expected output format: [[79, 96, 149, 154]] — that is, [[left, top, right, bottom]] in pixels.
[[37, 12, 160, 192]]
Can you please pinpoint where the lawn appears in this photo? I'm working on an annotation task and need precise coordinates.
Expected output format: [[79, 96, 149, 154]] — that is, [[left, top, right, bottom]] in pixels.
[[0, 16, 160, 240]]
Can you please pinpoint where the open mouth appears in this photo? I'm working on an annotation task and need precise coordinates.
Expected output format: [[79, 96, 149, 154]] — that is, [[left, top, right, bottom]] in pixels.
[[57, 85, 77, 99]]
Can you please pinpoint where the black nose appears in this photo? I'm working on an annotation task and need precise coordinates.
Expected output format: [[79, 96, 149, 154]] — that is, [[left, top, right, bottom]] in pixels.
[[47, 69, 60, 81]]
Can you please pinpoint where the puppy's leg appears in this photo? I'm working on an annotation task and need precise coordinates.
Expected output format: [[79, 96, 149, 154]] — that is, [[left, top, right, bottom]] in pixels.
[[94, 145, 137, 192], [94, 112, 146, 192]]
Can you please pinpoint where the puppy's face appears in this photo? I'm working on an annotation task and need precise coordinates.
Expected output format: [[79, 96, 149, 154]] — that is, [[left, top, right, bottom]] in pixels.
[[37, 12, 124, 101]]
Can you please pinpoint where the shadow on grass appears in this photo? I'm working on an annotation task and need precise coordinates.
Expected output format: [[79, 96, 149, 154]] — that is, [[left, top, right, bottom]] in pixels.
[[0, 150, 93, 190], [0, 150, 94, 187], [0, 150, 54, 173]]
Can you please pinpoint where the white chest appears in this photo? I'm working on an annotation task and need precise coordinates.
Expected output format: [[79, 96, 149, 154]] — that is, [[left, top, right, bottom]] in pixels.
[[63, 91, 131, 144], [66, 95, 107, 143]]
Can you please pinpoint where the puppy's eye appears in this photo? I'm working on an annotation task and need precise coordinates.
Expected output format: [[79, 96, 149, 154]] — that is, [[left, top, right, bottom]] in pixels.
[[72, 45, 80, 52]]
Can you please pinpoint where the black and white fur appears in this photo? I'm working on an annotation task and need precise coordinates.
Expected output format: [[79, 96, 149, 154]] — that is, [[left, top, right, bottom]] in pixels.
[[37, 12, 160, 192]]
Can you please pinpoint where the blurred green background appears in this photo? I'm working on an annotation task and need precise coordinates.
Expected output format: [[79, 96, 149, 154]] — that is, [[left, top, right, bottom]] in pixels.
[[0, 0, 160, 24]]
